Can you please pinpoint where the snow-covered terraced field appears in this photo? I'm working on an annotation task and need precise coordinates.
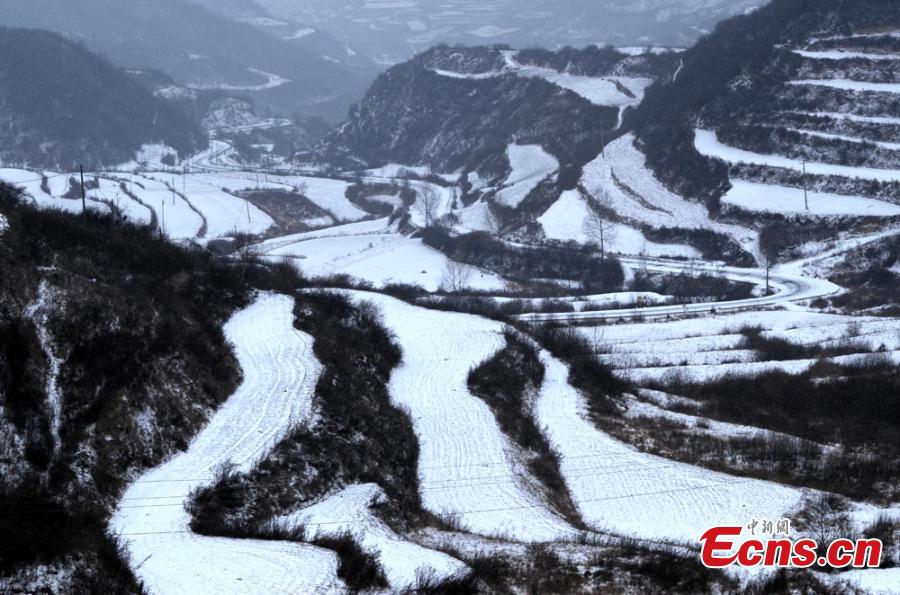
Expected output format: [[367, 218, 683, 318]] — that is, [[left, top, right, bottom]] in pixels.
[[576, 310, 898, 386], [112, 294, 342, 594], [723, 181, 900, 217], [789, 79, 900, 95], [118, 174, 206, 240], [580, 135, 761, 260], [255, 219, 507, 291], [1, 169, 109, 215], [695, 130, 900, 184], [276, 484, 466, 590], [348, 292, 575, 541], [144, 172, 274, 237], [534, 351, 805, 543], [538, 189, 702, 258]]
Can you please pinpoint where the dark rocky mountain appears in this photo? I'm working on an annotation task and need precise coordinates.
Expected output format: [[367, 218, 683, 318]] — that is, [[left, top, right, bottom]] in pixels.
[[0, 27, 205, 170], [316, 45, 677, 179], [0, 0, 375, 123], [631, 0, 900, 208]]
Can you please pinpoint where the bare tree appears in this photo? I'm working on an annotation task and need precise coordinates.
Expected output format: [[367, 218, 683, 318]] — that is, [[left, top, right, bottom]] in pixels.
[[415, 184, 440, 229], [583, 187, 617, 259], [440, 260, 473, 293], [484, 203, 505, 239]]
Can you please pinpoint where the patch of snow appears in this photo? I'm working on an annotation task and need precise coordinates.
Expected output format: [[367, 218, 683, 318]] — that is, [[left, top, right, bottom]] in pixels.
[[723, 181, 900, 217], [793, 49, 900, 61], [495, 144, 558, 207], [694, 129, 900, 183], [786, 127, 900, 152], [792, 111, 900, 126], [468, 25, 519, 38], [284, 27, 315, 40], [25, 281, 63, 459], [0, 168, 109, 216], [112, 294, 342, 594], [188, 69, 291, 92], [276, 484, 467, 590], [789, 79, 900, 94]]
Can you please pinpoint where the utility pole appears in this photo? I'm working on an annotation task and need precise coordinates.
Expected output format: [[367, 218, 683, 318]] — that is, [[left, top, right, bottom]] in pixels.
[[172, 177, 176, 206], [80, 165, 86, 214], [802, 159, 809, 211], [161, 201, 166, 237]]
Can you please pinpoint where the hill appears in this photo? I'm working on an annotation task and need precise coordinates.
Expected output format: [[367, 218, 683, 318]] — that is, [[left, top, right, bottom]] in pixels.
[[0, 27, 205, 170], [0, 0, 375, 123], [316, 45, 677, 178], [631, 0, 900, 212]]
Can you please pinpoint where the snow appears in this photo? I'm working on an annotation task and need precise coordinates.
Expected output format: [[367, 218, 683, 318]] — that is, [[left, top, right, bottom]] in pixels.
[[267, 174, 368, 222], [0, 168, 108, 215], [24, 281, 63, 459], [787, 127, 900, 152], [284, 27, 315, 40], [347, 292, 576, 541], [0, 214, 6, 235], [538, 189, 702, 258], [616, 46, 686, 56], [838, 568, 900, 594], [495, 144, 558, 208], [87, 177, 154, 226], [723, 181, 900, 217], [468, 25, 519, 38], [789, 79, 900, 94], [276, 484, 467, 590], [118, 174, 205, 240], [793, 50, 900, 61], [116, 144, 180, 171], [144, 172, 274, 238], [694, 129, 900, 183], [582, 135, 760, 261], [188, 68, 291, 92], [795, 111, 900, 126], [259, 229, 507, 292], [112, 294, 343, 594], [533, 350, 804, 543]]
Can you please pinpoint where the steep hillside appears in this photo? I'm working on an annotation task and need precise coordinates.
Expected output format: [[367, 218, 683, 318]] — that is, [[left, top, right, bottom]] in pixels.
[[0, 183, 302, 591], [317, 45, 676, 178], [632, 0, 900, 211], [0, 0, 374, 122], [0, 27, 205, 170]]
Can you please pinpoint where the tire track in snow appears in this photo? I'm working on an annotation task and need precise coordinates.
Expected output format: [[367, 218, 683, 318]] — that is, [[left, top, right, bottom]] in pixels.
[[348, 292, 576, 542], [534, 350, 806, 544], [111, 294, 343, 594]]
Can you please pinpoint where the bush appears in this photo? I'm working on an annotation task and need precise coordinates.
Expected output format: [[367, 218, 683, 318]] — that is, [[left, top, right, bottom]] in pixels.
[[311, 532, 387, 592]]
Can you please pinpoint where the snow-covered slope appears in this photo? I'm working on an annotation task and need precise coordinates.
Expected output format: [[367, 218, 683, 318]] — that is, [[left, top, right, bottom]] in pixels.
[[534, 350, 804, 543], [112, 294, 342, 594], [348, 292, 576, 541]]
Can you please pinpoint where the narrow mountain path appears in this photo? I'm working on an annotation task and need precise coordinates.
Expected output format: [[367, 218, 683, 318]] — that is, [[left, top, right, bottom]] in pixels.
[[111, 294, 343, 595], [348, 291, 576, 542]]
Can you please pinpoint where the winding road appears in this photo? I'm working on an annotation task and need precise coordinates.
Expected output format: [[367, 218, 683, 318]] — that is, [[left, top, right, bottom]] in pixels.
[[516, 255, 843, 324]]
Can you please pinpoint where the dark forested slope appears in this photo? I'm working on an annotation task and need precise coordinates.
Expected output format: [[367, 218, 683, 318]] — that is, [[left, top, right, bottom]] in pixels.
[[0, 27, 205, 170]]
